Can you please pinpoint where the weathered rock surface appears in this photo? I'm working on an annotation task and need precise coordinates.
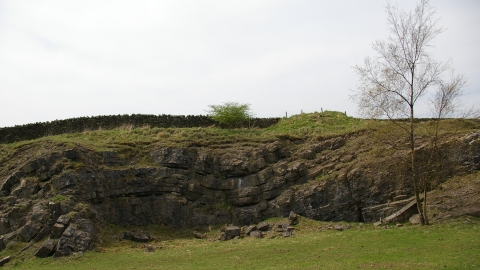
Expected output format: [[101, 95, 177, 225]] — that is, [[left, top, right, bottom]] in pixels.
[[257, 222, 270, 232], [122, 231, 134, 241], [19, 222, 41, 242], [193, 231, 206, 239], [35, 239, 56, 258], [276, 222, 290, 232], [0, 256, 11, 267], [0, 237, 5, 252], [0, 130, 478, 256], [54, 219, 96, 257], [132, 232, 151, 243], [245, 225, 256, 235], [56, 215, 71, 225], [249, 231, 263, 238], [122, 231, 153, 242], [409, 214, 421, 225], [50, 223, 66, 239], [223, 226, 241, 240], [289, 211, 299, 225]]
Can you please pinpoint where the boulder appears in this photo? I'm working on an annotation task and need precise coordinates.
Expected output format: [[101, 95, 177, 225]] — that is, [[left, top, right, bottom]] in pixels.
[[289, 211, 299, 225], [334, 225, 344, 231], [121, 231, 152, 242], [193, 231, 206, 239], [132, 232, 151, 243], [54, 219, 96, 257], [35, 239, 56, 258], [122, 231, 134, 241], [257, 222, 270, 232], [245, 225, 257, 235], [276, 222, 289, 232], [409, 214, 421, 225], [224, 226, 241, 240], [249, 231, 263, 238]]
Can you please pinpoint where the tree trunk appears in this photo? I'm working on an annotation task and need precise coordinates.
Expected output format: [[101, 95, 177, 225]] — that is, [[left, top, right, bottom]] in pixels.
[[423, 186, 429, 225], [410, 105, 425, 225]]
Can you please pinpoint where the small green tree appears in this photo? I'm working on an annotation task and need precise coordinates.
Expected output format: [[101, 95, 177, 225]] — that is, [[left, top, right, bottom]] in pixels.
[[207, 102, 253, 125]]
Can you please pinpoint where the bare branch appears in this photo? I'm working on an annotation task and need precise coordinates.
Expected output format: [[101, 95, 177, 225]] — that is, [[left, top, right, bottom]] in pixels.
[[351, 0, 471, 226]]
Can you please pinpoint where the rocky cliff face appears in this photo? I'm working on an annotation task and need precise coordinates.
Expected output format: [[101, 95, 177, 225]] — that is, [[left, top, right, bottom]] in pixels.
[[0, 130, 478, 256]]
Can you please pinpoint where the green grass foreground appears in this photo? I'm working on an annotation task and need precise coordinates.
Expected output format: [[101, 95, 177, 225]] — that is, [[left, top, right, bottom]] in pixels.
[[7, 218, 479, 270]]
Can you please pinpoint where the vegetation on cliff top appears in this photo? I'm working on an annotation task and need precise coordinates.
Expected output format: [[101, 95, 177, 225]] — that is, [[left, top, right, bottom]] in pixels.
[[0, 111, 478, 162], [206, 101, 253, 125], [0, 111, 358, 152]]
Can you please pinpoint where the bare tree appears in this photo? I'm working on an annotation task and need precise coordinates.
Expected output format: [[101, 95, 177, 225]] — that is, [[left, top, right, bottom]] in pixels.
[[418, 73, 468, 224], [351, 0, 467, 225]]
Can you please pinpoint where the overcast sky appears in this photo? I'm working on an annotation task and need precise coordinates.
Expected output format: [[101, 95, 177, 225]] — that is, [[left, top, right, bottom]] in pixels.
[[0, 0, 479, 127]]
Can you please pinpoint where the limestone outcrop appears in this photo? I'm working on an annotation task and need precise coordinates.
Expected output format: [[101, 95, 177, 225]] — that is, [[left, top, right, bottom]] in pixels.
[[0, 131, 478, 257]]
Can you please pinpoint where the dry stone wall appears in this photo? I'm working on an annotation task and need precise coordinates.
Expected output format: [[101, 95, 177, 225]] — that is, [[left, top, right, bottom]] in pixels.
[[0, 114, 280, 144]]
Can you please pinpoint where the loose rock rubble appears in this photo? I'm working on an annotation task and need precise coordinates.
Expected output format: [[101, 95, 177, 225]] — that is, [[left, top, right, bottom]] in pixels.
[[213, 211, 299, 241], [121, 231, 154, 243]]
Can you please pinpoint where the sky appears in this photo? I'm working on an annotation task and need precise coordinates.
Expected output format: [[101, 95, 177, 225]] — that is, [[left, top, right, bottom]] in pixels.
[[0, 0, 479, 127]]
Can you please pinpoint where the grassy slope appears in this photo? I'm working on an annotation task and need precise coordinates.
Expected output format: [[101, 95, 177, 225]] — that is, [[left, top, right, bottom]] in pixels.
[[0, 111, 362, 150], [1, 111, 478, 157]]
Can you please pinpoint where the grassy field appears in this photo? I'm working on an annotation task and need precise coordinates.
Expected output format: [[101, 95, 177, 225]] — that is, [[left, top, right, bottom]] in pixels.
[[4, 217, 479, 270]]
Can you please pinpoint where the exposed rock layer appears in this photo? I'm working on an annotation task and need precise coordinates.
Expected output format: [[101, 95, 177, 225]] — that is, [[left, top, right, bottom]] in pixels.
[[0, 131, 479, 256]]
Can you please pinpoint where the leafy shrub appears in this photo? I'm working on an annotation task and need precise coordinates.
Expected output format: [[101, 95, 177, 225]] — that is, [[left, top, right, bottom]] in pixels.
[[206, 102, 253, 125]]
